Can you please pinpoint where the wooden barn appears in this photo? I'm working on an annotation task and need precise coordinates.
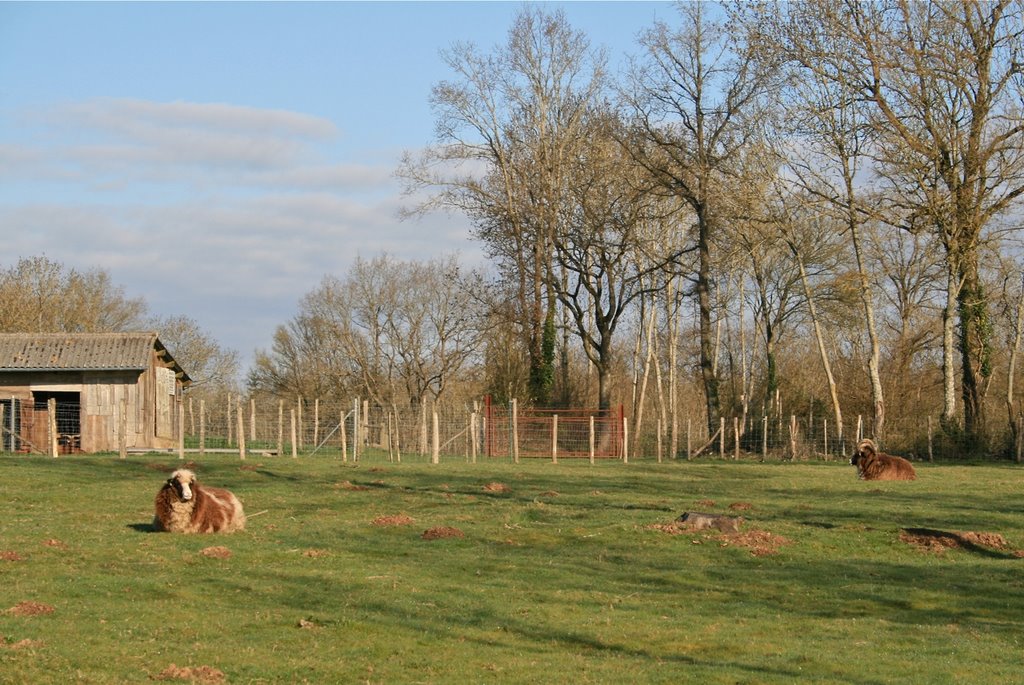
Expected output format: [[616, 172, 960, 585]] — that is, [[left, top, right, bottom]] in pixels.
[[0, 332, 191, 454]]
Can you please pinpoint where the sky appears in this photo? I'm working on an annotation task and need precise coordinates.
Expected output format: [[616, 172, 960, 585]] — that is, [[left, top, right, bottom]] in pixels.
[[0, 1, 672, 374]]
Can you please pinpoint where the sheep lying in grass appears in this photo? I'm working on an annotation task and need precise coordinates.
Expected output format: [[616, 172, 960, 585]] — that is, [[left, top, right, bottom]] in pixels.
[[153, 468, 246, 533]]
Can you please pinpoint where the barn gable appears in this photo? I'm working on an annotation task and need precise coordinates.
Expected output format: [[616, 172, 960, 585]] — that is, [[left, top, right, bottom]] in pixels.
[[0, 332, 190, 454]]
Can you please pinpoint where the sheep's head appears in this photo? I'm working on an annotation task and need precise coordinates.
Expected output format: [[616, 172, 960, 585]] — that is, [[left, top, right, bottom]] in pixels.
[[167, 469, 196, 501]]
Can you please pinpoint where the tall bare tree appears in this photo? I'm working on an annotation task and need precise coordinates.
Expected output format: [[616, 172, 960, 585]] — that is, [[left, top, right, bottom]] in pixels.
[[625, 0, 780, 436], [770, 0, 1024, 448], [400, 7, 606, 406]]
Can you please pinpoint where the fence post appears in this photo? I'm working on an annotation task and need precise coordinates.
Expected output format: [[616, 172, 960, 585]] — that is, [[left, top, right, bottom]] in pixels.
[[823, 418, 828, 460], [227, 393, 233, 446], [470, 411, 477, 464], [623, 416, 629, 463], [353, 398, 360, 462], [290, 409, 297, 458], [178, 402, 185, 461], [48, 397, 58, 458], [789, 415, 798, 460], [551, 414, 558, 463], [512, 399, 519, 464], [340, 408, 348, 462], [199, 399, 206, 457], [236, 408, 246, 461], [431, 409, 440, 464], [313, 398, 320, 449], [686, 417, 692, 460], [927, 416, 934, 462], [250, 399, 256, 445], [277, 400, 284, 458], [297, 397, 303, 451], [733, 416, 739, 460], [589, 415, 595, 464], [762, 415, 768, 458], [719, 417, 725, 458]]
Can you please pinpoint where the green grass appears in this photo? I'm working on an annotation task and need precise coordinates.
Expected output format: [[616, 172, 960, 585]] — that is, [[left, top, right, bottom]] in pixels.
[[1, 455, 1022, 684]]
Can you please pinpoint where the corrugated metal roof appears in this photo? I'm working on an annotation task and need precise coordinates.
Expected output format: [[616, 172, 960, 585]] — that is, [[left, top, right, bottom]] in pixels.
[[0, 332, 190, 383]]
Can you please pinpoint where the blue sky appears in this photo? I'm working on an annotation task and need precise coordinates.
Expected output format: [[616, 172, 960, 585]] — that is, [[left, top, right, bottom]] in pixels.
[[0, 1, 672, 373]]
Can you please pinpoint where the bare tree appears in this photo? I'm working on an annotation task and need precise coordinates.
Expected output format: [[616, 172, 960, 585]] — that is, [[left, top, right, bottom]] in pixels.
[[150, 315, 240, 393], [770, 0, 1024, 448], [400, 6, 606, 406], [625, 0, 780, 436], [0, 255, 147, 333]]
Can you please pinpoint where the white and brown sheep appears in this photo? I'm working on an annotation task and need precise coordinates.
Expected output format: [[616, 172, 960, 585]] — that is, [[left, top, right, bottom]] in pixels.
[[153, 468, 246, 533], [850, 439, 917, 481]]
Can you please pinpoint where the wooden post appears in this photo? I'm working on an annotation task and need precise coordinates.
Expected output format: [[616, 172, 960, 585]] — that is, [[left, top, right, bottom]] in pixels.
[[719, 417, 725, 458], [290, 409, 297, 458], [119, 398, 128, 460], [589, 415, 595, 465], [733, 416, 740, 460], [353, 398, 360, 462], [823, 418, 829, 460], [277, 400, 284, 458], [420, 402, 428, 455], [48, 398, 58, 458], [470, 411, 478, 464], [431, 409, 440, 464], [236, 408, 246, 461], [551, 414, 558, 464], [686, 417, 692, 460], [0, 404, 5, 452], [511, 398, 519, 464], [623, 416, 629, 463], [313, 398, 320, 450], [856, 414, 863, 443], [227, 393, 233, 446], [199, 399, 206, 457], [178, 402, 185, 460], [297, 398, 303, 451], [762, 415, 768, 458], [250, 398, 256, 445], [188, 397, 194, 436], [789, 415, 798, 460], [340, 408, 348, 462]]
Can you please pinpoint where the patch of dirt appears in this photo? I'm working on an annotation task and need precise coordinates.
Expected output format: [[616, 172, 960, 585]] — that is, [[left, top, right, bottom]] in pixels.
[[729, 502, 754, 511], [0, 637, 44, 650], [1, 550, 24, 561], [199, 546, 232, 559], [302, 549, 329, 558], [720, 529, 793, 557], [7, 601, 55, 616], [422, 526, 465, 540], [297, 618, 318, 629], [537, 491, 559, 498], [900, 528, 1016, 554], [483, 482, 510, 493], [335, 480, 371, 491], [152, 664, 226, 683], [372, 514, 415, 526], [42, 539, 67, 549], [645, 521, 792, 556], [695, 499, 716, 508]]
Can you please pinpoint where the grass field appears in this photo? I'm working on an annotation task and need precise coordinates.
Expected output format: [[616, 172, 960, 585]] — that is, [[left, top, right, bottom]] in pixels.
[[1, 454, 1022, 684]]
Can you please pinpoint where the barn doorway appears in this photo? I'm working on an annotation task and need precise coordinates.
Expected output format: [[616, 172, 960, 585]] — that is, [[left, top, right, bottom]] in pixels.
[[33, 391, 82, 453]]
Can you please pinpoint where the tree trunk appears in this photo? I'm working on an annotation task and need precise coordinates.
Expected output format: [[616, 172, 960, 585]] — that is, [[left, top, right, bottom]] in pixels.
[[696, 206, 721, 436]]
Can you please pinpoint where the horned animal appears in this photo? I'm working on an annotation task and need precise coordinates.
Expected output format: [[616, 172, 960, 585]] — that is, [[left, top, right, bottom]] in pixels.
[[153, 468, 246, 533], [850, 439, 917, 481]]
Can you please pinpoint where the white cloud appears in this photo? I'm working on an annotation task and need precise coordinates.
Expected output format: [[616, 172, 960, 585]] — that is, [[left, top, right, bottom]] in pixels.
[[0, 98, 481, 368]]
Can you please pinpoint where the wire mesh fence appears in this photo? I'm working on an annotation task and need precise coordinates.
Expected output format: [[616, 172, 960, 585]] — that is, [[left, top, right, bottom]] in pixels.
[[1, 393, 1021, 463]]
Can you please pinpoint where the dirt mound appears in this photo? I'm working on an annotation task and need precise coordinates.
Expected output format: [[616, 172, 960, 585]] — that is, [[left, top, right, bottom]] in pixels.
[[1, 550, 24, 561], [336, 480, 371, 491], [0, 637, 44, 650], [200, 546, 232, 559], [422, 526, 465, 540], [483, 482, 510, 493], [303, 549, 329, 558], [372, 514, 415, 526], [900, 528, 1017, 554], [695, 499, 716, 508], [42, 539, 67, 549], [729, 502, 754, 511], [7, 601, 54, 616], [153, 664, 226, 683], [721, 529, 793, 556]]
